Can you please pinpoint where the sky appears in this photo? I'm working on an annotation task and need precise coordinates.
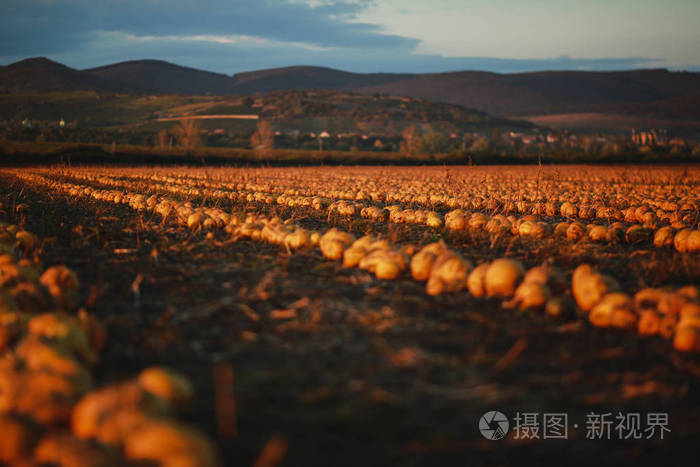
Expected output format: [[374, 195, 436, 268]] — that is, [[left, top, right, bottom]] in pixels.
[[1, 0, 699, 75]]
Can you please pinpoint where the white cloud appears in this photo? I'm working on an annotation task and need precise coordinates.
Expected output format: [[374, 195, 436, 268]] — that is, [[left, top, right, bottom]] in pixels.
[[97, 31, 333, 51]]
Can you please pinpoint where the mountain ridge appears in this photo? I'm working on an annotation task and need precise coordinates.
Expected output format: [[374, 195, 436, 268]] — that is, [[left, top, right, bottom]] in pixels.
[[0, 57, 129, 92], [2, 57, 699, 120], [85, 59, 238, 95]]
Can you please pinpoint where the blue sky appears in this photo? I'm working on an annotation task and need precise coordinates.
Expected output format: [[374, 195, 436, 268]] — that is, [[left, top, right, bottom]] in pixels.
[[1, 0, 698, 74]]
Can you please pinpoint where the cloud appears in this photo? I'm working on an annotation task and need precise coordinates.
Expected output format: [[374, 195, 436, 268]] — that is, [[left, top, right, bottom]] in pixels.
[[0, 0, 416, 57]]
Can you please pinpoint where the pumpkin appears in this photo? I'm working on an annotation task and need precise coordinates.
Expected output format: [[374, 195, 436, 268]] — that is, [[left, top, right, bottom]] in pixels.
[[445, 212, 466, 231], [508, 281, 551, 310], [687, 230, 700, 253], [653, 226, 675, 248], [0, 367, 81, 425], [34, 432, 116, 467], [124, 421, 219, 467], [426, 252, 472, 296], [410, 242, 447, 281], [673, 228, 692, 252], [186, 212, 204, 230], [342, 246, 367, 268], [319, 229, 355, 261], [588, 293, 637, 329], [545, 296, 571, 318], [284, 228, 312, 250], [0, 415, 40, 464], [15, 231, 38, 254], [39, 265, 79, 306], [359, 249, 407, 280], [138, 367, 193, 411], [588, 225, 608, 242], [673, 306, 700, 353], [466, 263, 490, 298], [27, 313, 95, 366], [571, 265, 620, 312], [566, 222, 586, 241], [71, 382, 171, 444], [484, 258, 524, 297]]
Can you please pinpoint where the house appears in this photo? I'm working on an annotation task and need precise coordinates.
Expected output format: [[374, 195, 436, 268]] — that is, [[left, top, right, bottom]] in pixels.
[[631, 128, 668, 146], [669, 137, 686, 147]]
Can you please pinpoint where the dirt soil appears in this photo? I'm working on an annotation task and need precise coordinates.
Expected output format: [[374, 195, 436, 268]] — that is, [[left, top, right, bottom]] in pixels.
[[1, 171, 699, 467]]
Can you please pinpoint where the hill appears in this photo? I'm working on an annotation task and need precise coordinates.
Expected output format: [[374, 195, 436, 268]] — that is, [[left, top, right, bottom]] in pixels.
[[0, 57, 127, 93], [232, 66, 414, 94], [85, 60, 238, 95], [0, 88, 527, 136], [355, 68, 700, 117], [254, 89, 521, 135]]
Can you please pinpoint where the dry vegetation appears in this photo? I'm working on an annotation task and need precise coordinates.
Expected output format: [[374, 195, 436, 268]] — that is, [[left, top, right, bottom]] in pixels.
[[0, 164, 698, 466]]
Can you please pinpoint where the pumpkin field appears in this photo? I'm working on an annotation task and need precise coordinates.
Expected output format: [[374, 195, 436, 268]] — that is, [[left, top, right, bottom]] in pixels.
[[0, 164, 699, 466]]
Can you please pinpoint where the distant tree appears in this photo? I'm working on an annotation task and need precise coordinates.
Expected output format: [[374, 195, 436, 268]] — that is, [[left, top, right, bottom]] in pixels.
[[400, 124, 423, 155], [156, 129, 169, 150], [461, 132, 474, 151], [469, 136, 490, 153], [251, 120, 274, 150], [421, 128, 447, 154], [691, 144, 700, 158], [491, 128, 502, 147], [601, 141, 620, 157], [172, 119, 202, 151]]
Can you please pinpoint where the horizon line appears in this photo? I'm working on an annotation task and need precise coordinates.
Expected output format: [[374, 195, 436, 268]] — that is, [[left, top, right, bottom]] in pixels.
[[3, 55, 699, 77]]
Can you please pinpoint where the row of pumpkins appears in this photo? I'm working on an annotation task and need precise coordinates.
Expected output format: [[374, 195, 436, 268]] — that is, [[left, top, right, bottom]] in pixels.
[[46, 168, 699, 228], [47, 166, 699, 222], [23, 170, 700, 253], [316, 229, 699, 353], [0, 219, 219, 465]]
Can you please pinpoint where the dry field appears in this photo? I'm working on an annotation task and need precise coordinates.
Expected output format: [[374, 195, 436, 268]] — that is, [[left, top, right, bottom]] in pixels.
[[0, 164, 699, 466]]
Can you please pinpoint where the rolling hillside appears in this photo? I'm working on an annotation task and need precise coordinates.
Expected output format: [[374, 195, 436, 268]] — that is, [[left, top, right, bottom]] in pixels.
[[2, 57, 699, 125], [232, 66, 414, 94], [85, 60, 239, 95], [0, 88, 529, 135], [0, 57, 127, 93], [356, 68, 700, 117]]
